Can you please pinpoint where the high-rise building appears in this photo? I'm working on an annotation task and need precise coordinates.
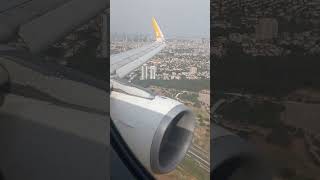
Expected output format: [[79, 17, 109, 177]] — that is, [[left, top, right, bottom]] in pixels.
[[141, 64, 148, 80], [149, 66, 157, 79], [190, 67, 197, 75], [255, 18, 278, 41]]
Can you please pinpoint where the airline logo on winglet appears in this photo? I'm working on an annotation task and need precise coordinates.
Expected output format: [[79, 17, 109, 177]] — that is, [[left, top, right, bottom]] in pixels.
[[152, 17, 165, 42]]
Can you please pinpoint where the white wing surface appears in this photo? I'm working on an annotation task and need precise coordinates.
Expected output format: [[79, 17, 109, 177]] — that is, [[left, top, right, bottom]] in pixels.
[[110, 17, 165, 78]]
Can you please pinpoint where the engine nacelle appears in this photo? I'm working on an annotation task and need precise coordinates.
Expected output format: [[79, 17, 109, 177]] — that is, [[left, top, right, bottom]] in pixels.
[[110, 90, 195, 174], [211, 125, 272, 180]]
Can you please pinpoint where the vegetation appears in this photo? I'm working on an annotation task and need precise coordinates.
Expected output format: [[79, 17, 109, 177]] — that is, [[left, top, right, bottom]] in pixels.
[[219, 99, 285, 128], [180, 93, 199, 103], [213, 55, 320, 97], [266, 126, 292, 147], [133, 79, 210, 92], [199, 122, 206, 127], [180, 156, 209, 180]]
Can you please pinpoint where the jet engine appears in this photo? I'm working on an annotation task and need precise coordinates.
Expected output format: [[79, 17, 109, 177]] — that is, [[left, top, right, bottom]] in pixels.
[[110, 80, 195, 174], [211, 125, 272, 180]]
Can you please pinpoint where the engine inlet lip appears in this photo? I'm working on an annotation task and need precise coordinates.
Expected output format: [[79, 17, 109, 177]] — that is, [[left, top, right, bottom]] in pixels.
[[150, 104, 195, 174]]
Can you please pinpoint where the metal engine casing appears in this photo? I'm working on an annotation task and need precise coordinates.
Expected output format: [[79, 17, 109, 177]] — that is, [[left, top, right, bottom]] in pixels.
[[110, 89, 195, 174]]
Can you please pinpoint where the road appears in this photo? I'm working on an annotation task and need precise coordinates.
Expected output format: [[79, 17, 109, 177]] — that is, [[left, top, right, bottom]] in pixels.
[[186, 144, 210, 172], [175, 91, 187, 102]]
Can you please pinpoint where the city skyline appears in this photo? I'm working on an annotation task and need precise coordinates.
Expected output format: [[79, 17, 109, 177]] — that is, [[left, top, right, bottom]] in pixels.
[[111, 0, 210, 38]]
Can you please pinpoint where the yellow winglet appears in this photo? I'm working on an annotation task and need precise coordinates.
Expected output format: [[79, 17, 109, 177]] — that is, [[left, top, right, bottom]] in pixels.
[[152, 17, 165, 42]]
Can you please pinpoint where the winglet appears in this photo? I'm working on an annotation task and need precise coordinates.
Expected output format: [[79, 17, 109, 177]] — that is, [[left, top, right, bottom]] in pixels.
[[152, 17, 165, 42]]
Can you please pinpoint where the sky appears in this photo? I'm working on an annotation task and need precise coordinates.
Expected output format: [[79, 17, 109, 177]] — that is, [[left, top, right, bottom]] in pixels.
[[110, 0, 209, 39]]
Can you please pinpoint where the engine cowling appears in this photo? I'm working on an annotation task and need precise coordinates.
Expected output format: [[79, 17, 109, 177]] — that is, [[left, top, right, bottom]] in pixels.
[[110, 89, 195, 174], [211, 125, 272, 180]]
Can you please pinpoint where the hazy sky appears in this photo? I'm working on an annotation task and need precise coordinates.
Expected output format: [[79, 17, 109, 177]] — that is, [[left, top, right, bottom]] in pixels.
[[110, 0, 209, 38]]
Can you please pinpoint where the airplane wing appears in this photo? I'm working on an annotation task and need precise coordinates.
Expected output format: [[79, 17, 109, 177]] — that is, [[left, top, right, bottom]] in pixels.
[[110, 17, 196, 175], [0, 0, 108, 53], [110, 17, 166, 79]]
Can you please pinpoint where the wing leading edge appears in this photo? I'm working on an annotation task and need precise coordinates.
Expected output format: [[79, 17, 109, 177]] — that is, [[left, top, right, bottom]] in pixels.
[[110, 17, 165, 79]]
